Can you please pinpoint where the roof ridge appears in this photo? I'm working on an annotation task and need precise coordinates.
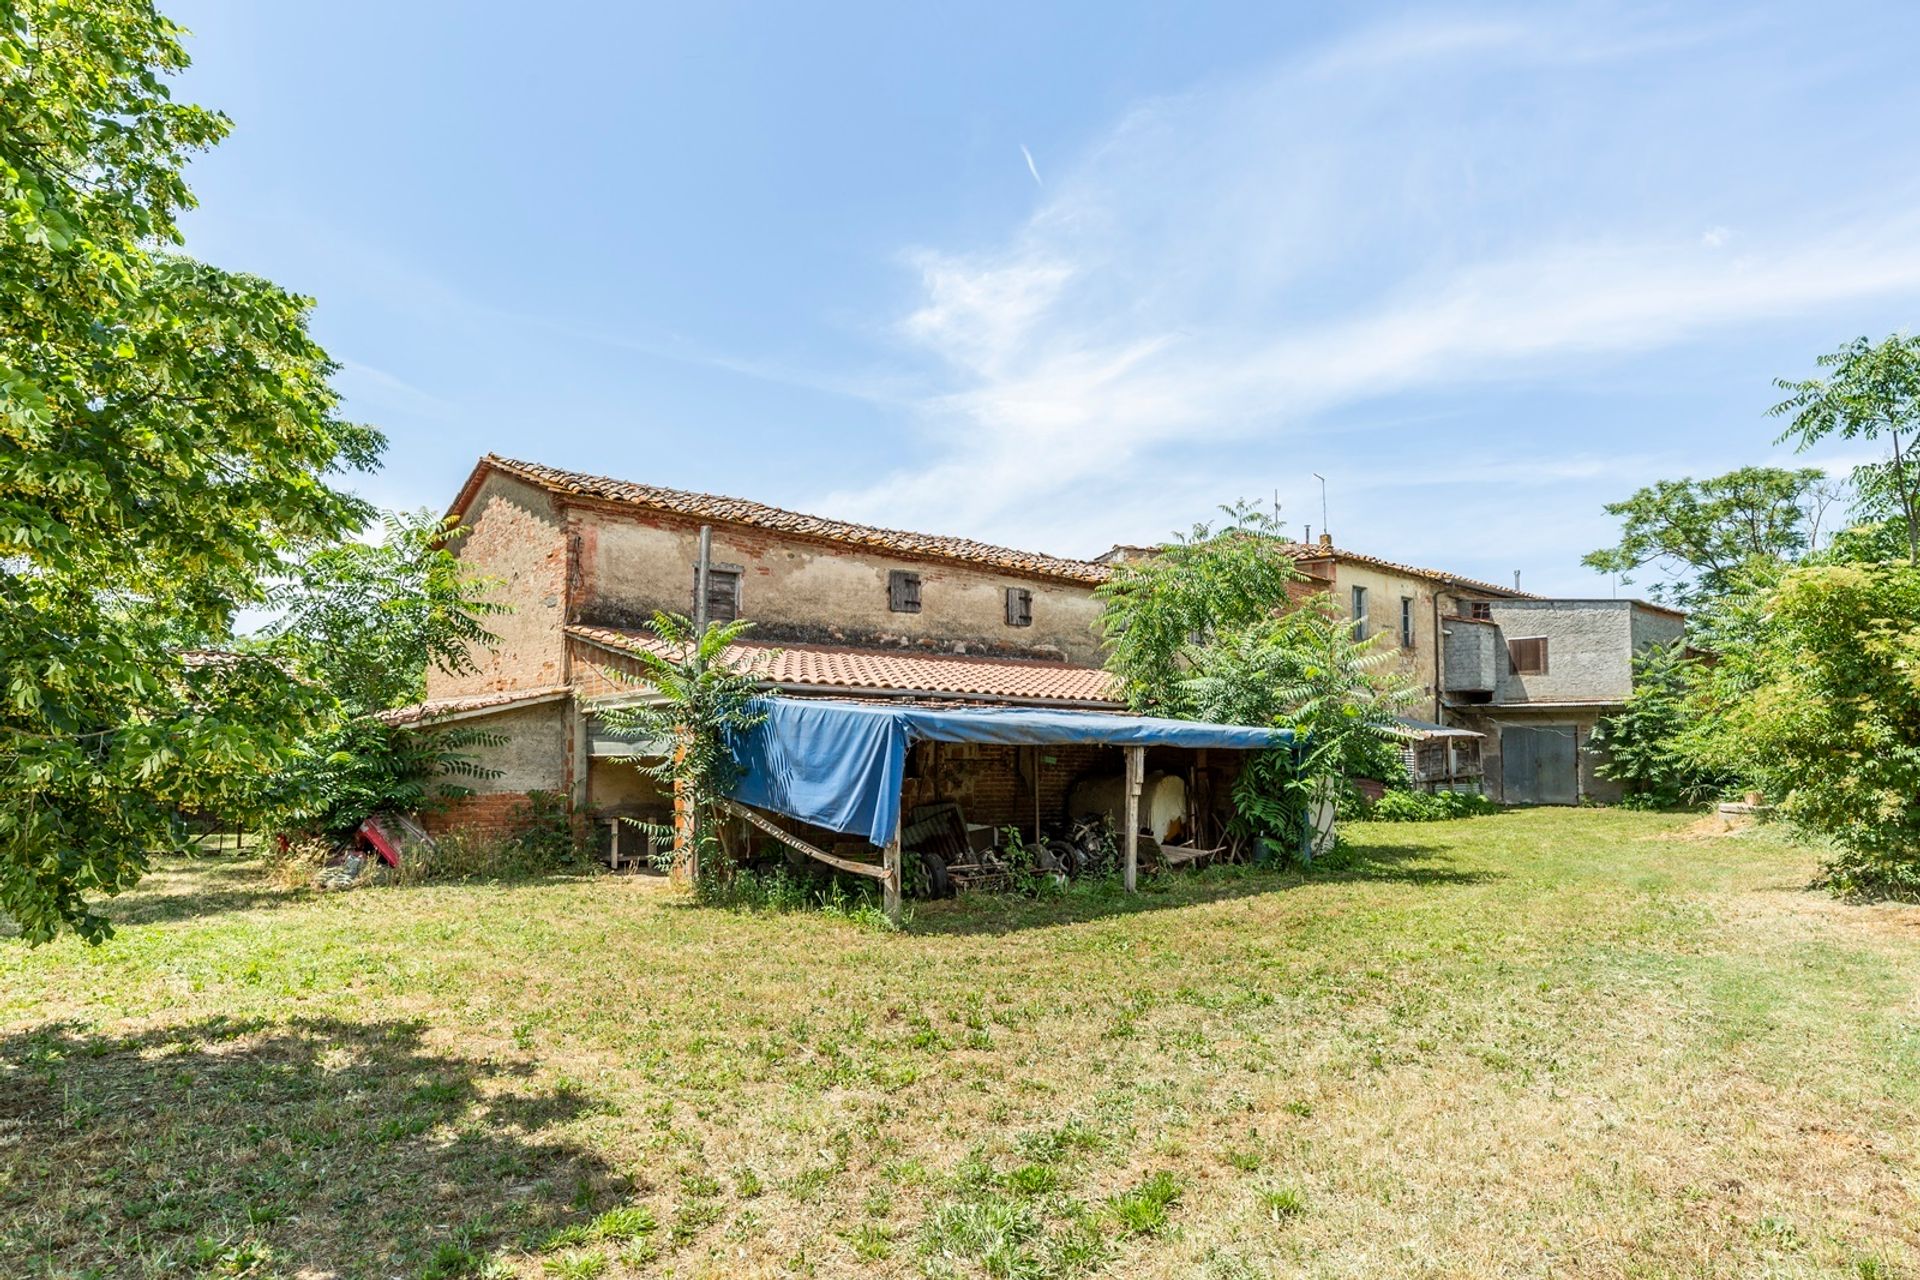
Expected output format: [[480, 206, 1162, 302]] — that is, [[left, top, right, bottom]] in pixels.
[[483, 455, 1112, 584]]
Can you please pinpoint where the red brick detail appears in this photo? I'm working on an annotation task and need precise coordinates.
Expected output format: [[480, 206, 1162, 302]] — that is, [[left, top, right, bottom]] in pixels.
[[421, 792, 538, 838]]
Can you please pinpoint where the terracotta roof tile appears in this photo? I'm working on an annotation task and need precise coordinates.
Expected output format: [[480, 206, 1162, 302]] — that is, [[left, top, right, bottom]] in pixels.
[[567, 626, 1120, 706], [477, 456, 1112, 585], [1279, 542, 1535, 598], [377, 685, 570, 727]]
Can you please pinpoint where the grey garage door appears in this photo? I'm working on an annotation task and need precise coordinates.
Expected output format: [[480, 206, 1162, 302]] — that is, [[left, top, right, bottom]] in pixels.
[[1501, 725, 1578, 805]]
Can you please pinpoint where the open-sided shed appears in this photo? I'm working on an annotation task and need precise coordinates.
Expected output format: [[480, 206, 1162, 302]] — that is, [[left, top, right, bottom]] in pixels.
[[720, 697, 1299, 921]]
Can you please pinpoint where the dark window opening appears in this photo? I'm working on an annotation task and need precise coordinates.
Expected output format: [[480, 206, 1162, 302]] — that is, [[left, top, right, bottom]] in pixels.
[[1350, 585, 1369, 641], [1400, 596, 1415, 648], [1005, 587, 1033, 627], [1508, 636, 1548, 675], [1463, 600, 1493, 620], [693, 565, 742, 623], [888, 570, 922, 613]]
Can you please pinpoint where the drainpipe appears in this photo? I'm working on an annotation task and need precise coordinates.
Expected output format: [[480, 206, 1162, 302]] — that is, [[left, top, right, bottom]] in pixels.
[[1431, 591, 1445, 722], [694, 524, 713, 636]]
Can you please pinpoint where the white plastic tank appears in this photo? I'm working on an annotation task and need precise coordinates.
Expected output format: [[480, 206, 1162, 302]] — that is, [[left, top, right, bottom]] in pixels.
[[1069, 772, 1189, 842]]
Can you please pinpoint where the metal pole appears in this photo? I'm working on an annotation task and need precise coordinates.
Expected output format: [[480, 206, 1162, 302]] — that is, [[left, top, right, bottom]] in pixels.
[[694, 524, 713, 634]]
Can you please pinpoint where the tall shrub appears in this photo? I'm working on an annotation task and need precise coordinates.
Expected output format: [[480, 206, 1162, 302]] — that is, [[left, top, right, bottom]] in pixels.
[[1690, 563, 1920, 897]]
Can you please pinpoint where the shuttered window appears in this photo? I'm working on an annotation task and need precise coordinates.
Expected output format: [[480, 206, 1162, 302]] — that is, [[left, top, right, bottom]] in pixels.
[[888, 570, 922, 613], [1350, 585, 1368, 641], [1005, 587, 1033, 627], [1400, 596, 1415, 648], [692, 566, 742, 622], [1507, 636, 1548, 675]]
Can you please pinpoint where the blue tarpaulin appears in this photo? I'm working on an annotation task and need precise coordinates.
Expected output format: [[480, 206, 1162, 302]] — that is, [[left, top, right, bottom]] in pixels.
[[726, 697, 1293, 847]]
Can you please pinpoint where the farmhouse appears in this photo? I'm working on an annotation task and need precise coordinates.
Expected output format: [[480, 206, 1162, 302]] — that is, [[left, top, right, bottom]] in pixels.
[[390, 457, 1684, 864]]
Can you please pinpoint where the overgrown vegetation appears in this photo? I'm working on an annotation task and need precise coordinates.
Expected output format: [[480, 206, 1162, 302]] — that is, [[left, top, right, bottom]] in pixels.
[[597, 612, 766, 884], [1363, 789, 1498, 822], [1581, 334, 1920, 896], [0, 0, 385, 942], [5, 809, 1915, 1276], [1590, 641, 1727, 809]]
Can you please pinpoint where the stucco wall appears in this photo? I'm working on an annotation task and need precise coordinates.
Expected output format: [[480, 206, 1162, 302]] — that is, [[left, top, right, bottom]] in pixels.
[[456, 701, 569, 794], [432, 472, 570, 698], [572, 505, 1106, 664], [1485, 601, 1635, 704], [1629, 604, 1687, 653]]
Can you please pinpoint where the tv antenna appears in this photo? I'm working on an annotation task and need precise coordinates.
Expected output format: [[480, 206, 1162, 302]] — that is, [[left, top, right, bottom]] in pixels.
[[1311, 473, 1328, 541]]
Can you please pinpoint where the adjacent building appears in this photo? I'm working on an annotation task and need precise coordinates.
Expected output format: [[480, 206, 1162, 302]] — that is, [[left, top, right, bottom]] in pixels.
[[1441, 598, 1686, 804]]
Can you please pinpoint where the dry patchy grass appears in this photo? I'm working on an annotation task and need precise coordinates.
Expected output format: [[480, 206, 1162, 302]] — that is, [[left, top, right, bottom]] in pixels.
[[2, 808, 1917, 1278]]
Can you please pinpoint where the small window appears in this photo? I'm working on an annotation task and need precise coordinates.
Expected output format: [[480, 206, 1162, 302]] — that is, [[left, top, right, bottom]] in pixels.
[[1464, 600, 1493, 621], [1005, 587, 1033, 627], [1350, 585, 1368, 641], [1508, 636, 1548, 675], [692, 565, 742, 622], [1400, 596, 1415, 648], [888, 570, 922, 614]]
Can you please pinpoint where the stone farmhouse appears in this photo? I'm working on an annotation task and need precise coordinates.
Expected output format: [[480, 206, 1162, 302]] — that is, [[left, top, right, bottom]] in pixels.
[[390, 455, 1683, 835]]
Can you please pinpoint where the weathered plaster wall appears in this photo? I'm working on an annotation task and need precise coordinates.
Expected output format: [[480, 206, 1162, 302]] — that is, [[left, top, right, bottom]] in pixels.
[[572, 506, 1106, 664], [1485, 601, 1635, 704], [1629, 604, 1687, 653], [432, 472, 570, 698], [420, 701, 569, 834]]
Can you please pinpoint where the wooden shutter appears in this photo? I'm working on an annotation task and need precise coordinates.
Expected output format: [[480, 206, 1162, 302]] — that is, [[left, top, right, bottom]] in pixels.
[[1005, 587, 1033, 627], [1507, 636, 1548, 675], [694, 567, 740, 622], [888, 570, 922, 613]]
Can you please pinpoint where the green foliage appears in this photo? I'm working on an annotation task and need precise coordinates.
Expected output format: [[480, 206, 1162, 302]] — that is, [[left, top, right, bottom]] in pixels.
[[1, 1, 381, 941], [262, 716, 500, 842], [1685, 563, 1920, 897], [1581, 466, 1836, 607], [1365, 789, 1498, 822], [1773, 334, 1920, 565], [1590, 642, 1728, 808], [1095, 502, 1303, 715], [266, 510, 505, 716], [1189, 595, 1419, 845], [597, 613, 767, 882]]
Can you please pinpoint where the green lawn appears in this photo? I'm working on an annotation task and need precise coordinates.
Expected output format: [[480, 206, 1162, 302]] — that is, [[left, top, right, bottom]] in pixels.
[[3, 809, 1917, 1279]]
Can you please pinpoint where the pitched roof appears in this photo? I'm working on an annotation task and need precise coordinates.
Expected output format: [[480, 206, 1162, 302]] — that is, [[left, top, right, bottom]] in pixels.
[[462, 455, 1112, 585], [567, 625, 1121, 706], [1280, 541, 1534, 598], [376, 685, 570, 727]]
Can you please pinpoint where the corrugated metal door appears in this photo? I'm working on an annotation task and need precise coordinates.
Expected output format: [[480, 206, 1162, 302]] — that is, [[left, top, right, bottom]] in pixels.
[[1501, 725, 1577, 804]]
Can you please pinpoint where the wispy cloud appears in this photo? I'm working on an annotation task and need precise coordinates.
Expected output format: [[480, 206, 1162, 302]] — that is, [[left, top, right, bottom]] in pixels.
[[1020, 144, 1043, 187], [821, 10, 1920, 571]]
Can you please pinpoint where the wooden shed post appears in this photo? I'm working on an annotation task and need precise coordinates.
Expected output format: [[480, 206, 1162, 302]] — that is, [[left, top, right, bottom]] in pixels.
[[883, 831, 903, 925], [1123, 746, 1144, 893]]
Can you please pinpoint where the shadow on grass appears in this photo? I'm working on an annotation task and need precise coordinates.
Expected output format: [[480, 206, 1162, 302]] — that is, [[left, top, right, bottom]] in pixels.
[[905, 830, 1499, 937], [100, 854, 301, 927], [0, 1016, 624, 1277]]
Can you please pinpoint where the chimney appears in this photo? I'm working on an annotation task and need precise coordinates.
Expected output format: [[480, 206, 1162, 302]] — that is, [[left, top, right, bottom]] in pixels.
[[1319, 531, 1333, 549]]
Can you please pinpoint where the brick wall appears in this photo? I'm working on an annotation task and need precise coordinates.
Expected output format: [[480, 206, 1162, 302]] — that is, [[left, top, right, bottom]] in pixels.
[[432, 471, 571, 698], [421, 791, 540, 837]]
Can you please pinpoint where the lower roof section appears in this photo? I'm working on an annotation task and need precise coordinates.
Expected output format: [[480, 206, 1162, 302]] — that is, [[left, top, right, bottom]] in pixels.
[[568, 624, 1120, 706], [376, 685, 569, 727]]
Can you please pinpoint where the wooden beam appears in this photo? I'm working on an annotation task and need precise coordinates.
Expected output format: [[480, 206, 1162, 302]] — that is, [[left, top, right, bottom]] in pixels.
[[716, 799, 889, 880], [1124, 745, 1144, 893], [883, 832, 902, 924]]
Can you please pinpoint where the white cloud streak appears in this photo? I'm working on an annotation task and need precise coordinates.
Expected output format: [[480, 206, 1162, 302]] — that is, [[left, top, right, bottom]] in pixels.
[[822, 10, 1920, 570]]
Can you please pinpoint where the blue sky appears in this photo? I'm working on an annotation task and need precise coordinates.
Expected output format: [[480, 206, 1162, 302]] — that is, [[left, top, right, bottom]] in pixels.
[[169, 2, 1920, 595]]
